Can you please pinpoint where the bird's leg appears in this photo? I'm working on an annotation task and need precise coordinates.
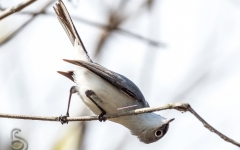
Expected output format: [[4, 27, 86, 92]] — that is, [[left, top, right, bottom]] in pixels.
[[59, 86, 77, 124], [85, 90, 106, 122]]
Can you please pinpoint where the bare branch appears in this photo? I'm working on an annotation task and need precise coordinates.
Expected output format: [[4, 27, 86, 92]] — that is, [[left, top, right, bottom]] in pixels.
[[0, 6, 163, 47], [0, 0, 36, 20], [0, 102, 239, 147], [0, 10, 163, 47], [187, 106, 240, 147], [0, 0, 55, 45], [62, 13, 165, 47]]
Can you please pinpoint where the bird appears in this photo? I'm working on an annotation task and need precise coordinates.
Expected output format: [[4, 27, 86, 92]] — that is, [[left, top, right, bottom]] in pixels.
[[53, 0, 174, 144]]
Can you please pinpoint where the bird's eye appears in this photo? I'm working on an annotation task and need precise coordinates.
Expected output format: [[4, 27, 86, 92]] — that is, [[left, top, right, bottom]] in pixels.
[[155, 130, 163, 137]]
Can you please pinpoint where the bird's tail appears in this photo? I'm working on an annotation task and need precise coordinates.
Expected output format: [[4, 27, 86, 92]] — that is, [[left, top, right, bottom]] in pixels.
[[53, 0, 92, 62]]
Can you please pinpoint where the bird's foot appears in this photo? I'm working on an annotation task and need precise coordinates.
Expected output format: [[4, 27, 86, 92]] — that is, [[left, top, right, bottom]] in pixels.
[[59, 114, 69, 124], [98, 112, 106, 122]]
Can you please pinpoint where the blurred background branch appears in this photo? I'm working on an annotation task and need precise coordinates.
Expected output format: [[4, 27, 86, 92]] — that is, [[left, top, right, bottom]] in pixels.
[[0, 3, 164, 49], [0, 0, 55, 45], [0, 0, 36, 20]]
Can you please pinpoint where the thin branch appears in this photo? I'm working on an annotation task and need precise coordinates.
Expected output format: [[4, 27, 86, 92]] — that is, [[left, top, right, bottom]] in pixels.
[[0, 0, 36, 20], [0, 9, 164, 47], [93, 0, 158, 58], [117, 28, 163, 46], [0, 102, 239, 147], [187, 106, 240, 147], [69, 14, 165, 47], [0, 0, 55, 45]]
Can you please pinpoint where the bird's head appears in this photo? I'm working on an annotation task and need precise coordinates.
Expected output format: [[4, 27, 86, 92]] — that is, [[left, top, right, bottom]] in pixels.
[[136, 118, 174, 144]]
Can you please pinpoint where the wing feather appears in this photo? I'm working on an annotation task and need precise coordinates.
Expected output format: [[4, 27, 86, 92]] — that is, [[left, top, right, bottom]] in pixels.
[[63, 59, 149, 107]]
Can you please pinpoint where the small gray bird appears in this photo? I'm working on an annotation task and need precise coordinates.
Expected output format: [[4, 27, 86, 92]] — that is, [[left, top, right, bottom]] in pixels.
[[54, 0, 174, 144]]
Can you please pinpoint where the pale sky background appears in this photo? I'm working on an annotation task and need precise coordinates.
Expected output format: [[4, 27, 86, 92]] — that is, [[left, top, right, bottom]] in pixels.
[[0, 0, 240, 150]]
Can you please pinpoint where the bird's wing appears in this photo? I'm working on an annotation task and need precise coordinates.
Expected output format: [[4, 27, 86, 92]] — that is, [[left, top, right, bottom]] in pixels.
[[63, 59, 149, 107], [53, 0, 92, 62]]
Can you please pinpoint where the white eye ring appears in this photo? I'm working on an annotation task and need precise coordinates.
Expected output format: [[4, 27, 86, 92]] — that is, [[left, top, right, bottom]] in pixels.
[[155, 130, 163, 137]]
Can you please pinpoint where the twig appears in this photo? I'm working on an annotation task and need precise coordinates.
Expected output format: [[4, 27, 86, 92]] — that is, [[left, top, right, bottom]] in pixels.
[[117, 28, 163, 46], [0, 0, 55, 45], [0, 9, 164, 47], [0, 102, 239, 147], [58, 12, 163, 46], [187, 106, 240, 147], [0, 0, 36, 20], [63, 13, 165, 47], [0, 11, 163, 47]]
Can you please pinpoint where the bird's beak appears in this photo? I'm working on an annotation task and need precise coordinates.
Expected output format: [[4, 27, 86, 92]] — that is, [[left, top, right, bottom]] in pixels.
[[164, 118, 175, 124]]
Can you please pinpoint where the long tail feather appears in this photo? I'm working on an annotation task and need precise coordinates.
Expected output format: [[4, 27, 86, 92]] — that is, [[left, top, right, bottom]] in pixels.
[[53, 0, 93, 62]]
